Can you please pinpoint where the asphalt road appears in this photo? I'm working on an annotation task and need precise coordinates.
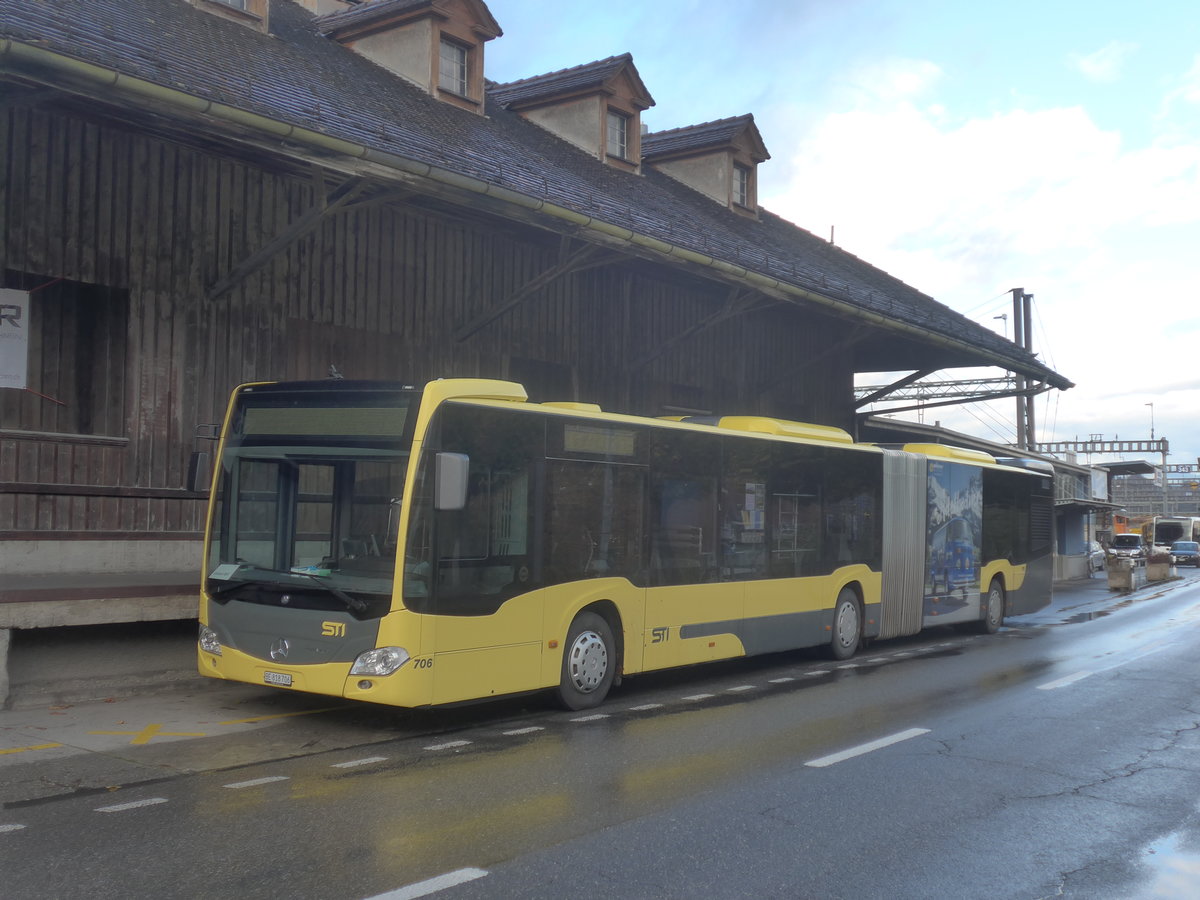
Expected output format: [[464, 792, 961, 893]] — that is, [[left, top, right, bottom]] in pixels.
[[5, 573, 1200, 899]]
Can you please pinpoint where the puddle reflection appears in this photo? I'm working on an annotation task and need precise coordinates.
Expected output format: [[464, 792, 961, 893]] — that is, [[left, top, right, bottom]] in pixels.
[[1135, 830, 1200, 898]]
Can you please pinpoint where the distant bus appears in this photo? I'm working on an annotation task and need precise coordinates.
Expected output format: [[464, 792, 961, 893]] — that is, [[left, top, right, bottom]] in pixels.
[[1145, 516, 1200, 548], [197, 379, 1055, 709]]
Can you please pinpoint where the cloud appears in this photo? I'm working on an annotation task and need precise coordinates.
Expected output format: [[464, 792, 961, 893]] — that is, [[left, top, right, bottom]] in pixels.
[[1160, 53, 1200, 125], [840, 57, 944, 103], [759, 54, 1200, 459], [1069, 41, 1139, 83]]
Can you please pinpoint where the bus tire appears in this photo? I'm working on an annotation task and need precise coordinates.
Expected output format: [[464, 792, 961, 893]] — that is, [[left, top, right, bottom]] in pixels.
[[976, 579, 1005, 634], [828, 588, 861, 660], [556, 611, 616, 710]]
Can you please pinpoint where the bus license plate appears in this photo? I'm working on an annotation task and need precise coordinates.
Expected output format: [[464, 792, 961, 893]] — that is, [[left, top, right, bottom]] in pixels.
[[263, 671, 293, 687]]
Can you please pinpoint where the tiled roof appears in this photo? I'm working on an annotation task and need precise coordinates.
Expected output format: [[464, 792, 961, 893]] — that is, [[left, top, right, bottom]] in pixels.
[[642, 115, 770, 161], [489, 53, 653, 110], [0, 0, 1069, 388]]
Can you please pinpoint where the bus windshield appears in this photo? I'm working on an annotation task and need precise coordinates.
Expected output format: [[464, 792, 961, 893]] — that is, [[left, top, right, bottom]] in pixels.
[[205, 384, 417, 607]]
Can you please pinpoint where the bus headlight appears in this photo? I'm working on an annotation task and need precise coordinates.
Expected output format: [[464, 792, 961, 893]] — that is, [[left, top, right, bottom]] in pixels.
[[198, 625, 222, 656], [350, 647, 410, 676]]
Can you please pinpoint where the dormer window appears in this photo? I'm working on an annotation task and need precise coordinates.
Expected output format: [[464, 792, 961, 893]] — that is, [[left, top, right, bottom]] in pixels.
[[734, 164, 750, 207], [642, 114, 769, 217], [607, 110, 629, 161], [490, 54, 654, 171], [316, 0, 502, 115], [439, 38, 469, 97]]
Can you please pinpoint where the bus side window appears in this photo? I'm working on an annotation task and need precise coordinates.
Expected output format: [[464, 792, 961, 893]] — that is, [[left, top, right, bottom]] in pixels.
[[721, 441, 771, 581], [768, 447, 822, 578], [649, 431, 720, 586], [425, 404, 542, 616], [821, 452, 883, 571], [546, 460, 644, 584]]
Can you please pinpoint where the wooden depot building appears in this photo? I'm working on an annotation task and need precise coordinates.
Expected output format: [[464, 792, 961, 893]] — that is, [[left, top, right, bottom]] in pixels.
[[0, 0, 1072, 700]]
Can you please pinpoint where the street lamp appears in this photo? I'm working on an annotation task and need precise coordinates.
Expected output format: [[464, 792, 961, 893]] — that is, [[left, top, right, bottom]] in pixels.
[[1146, 402, 1155, 440]]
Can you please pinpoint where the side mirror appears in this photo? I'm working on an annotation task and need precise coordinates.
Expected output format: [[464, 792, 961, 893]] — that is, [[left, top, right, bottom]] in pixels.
[[434, 452, 470, 511]]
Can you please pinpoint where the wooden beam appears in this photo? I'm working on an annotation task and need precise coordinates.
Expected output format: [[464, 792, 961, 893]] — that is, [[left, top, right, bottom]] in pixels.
[[756, 325, 870, 392], [454, 240, 611, 341], [0, 85, 57, 110], [630, 287, 762, 371], [206, 176, 368, 301]]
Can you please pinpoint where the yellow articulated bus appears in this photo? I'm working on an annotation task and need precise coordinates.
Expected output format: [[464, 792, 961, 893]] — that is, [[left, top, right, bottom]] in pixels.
[[197, 378, 1054, 710]]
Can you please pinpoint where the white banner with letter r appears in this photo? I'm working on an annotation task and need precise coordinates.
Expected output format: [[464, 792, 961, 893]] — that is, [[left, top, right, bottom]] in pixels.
[[0, 288, 30, 389]]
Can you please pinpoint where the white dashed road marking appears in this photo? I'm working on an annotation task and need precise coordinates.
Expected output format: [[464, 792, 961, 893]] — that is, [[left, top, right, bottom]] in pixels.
[[501, 726, 544, 736], [95, 798, 169, 813], [805, 728, 931, 768], [570, 714, 609, 723], [223, 776, 290, 789], [1036, 671, 1094, 690], [364, 867, 489, 900], [333, 757, 388, 769], [424, 740, 472, 751], [1, 824, 27, 833]]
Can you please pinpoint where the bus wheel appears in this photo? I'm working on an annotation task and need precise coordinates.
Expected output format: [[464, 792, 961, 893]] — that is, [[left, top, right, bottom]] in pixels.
[[829, 588, 861, 660], [976, 579, 1006, 634], [556, 612, 616, 710]]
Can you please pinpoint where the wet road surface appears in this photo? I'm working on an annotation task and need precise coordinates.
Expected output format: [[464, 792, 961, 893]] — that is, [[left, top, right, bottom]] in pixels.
[[5, 574, 1200, 898]]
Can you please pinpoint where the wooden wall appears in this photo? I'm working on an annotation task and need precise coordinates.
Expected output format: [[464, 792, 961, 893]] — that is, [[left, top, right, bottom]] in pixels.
[[0, 104, 849, 545]]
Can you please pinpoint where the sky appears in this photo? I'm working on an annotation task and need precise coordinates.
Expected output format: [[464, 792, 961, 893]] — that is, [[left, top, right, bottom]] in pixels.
[[483, 0, 1200, 471]]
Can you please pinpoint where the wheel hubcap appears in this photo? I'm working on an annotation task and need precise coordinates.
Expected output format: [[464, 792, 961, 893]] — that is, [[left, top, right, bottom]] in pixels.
[[567, 630, 608, 693], [836, 601, 859, 648]]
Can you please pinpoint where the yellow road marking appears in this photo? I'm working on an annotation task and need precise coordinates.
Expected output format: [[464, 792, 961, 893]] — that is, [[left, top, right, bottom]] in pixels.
[[0, 743, 63, 755], [219, 706, 341, 725], [89, 723, 206, 745]]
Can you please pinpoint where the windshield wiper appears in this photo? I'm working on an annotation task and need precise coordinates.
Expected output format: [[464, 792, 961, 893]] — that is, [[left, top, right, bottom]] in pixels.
[[207, 578, 252, 597], [293, 570, 369, 614]]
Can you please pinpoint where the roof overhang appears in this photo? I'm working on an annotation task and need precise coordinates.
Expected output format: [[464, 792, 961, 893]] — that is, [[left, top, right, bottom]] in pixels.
[[0, 33, 1071, 391]]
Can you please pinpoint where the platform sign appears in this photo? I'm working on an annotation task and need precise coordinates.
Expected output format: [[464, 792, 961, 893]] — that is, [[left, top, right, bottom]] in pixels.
[[0, 289, 29, 389]]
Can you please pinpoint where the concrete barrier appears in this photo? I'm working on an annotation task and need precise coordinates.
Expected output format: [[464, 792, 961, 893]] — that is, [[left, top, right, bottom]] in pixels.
[[1107, 558, 1146, 592]]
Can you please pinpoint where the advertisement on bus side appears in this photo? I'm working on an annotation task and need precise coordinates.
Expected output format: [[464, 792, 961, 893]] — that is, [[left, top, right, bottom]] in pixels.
[[925, 460, 982, 617]]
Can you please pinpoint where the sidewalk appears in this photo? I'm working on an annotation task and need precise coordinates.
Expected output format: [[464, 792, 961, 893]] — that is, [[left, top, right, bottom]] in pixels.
[[5, 618, 201, 710]]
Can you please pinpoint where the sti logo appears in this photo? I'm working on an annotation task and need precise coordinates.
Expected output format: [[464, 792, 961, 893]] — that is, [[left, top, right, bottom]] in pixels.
[[0, 304, 20, 329]]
